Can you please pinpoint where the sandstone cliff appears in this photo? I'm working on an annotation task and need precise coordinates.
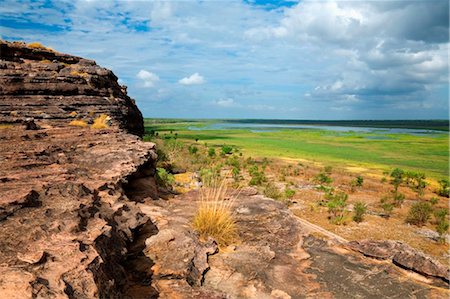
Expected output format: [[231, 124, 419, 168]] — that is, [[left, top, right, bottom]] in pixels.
[[0, 41, 143, 136]]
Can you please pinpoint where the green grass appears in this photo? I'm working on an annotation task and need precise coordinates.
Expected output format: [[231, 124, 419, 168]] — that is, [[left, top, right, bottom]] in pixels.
[[144, 119, 449, 180]]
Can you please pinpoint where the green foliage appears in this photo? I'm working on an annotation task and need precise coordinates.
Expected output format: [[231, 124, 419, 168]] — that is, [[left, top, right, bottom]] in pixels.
[[188, 145, 198, 155], [221, 145, 233, 155], [315, 172, 333, 185], [156, 168, 175, 188], [324, 166, 333, 174], [231, 166, 240, 182], [434, 208, 449, 223], [392, 192, 405, 207], [353, 202, 367, 223], [247, 165, 266, 186], [436, 220, 449, 244], [430, 197, 439, 205], [437, 179, 449, 197], [390, 168, 404, 192], [355, 176, 364, 187], [199, 167, 220, 187], [326, 191, 348, 225], [263, 183, 282, 200], [406, 202, 432, 226], [208, 147, 216, 157], [284, 188, 296, 199], [381, 202, 394, 217], [226, 155, 240, 168]]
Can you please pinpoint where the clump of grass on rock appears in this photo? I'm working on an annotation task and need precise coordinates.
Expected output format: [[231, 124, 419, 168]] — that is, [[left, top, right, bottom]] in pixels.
[[69, 119, 88, 128], [193, 178, 237, 246], [91, 114, 110, 129]]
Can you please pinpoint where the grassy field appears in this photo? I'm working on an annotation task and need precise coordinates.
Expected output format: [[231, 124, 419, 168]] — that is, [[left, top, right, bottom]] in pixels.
[[144, 119, 449, 180]]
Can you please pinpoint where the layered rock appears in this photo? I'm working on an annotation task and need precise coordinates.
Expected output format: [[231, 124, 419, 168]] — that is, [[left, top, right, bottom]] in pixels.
[[0, 41, 156, 298], [0, 40, 143, 136]]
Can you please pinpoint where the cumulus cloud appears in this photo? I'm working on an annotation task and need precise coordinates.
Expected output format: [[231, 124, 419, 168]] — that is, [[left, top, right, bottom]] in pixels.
[[136, 70, 160, 88], [216, 98, 237, 107], [2, 0, 448, 119], [178, 73, 205, 85]]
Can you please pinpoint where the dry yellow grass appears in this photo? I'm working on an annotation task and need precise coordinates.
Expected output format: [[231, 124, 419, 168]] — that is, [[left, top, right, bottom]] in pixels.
[[69, 120, 88, 128], [27, 42, 54, 51], [193, 178, 237, 246], [0, 124, 13, 129], [91, 114, 110, 129], [68, 111, 78, 117], [70, 70, 89, 78]]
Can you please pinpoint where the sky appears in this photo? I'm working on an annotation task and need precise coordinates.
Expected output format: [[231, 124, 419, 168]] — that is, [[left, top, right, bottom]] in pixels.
[[0, 0, 449, 120]]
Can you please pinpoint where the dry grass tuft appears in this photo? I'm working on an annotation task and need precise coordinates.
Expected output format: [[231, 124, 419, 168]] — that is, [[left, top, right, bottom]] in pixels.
[[28, 42, 54, 51], [68, 111, 78, 117], [193, 178, 237, 246], [91, 114, 110, 129], [69, 120, 88, 128], [70, 70, 89, 78], [0, 124, 13, 129]]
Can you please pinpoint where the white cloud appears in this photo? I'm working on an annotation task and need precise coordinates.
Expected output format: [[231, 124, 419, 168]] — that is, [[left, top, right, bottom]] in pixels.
[[136, 70, 160, 88], [216, 98, 237, 107], [178, 73, 205, 85]]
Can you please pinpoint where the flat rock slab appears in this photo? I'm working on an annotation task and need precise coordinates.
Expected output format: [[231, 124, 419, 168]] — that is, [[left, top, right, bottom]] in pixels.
[[141, 191, 449, 299]]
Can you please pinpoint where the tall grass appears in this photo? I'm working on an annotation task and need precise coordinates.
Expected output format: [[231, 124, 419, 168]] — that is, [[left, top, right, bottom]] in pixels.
[[192, 177, 237, 246]]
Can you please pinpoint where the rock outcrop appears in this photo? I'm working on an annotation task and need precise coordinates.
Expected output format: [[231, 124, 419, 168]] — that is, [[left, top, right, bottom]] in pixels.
[[0, 41, 156, 298], [0, 40, 143, 136]]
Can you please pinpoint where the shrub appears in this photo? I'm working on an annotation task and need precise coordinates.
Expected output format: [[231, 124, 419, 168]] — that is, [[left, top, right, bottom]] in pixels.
[[381, 202, 394, 217], [192, 179, 237, 246], [436, 220, 449, 244], [248, 165, 266, 186], [284, 188, 296, 200], [434, 208, 449, 223], [324, 166, 333, 174], [406, 202, 432, 226], [326, 192, 348, 225], [411, 172, 427, 196], [430, 197, 439, 205], [390, 168, 404, 192], [437, 179, 449, 198], [188, 145, 198, 155], [231, 167, 240, 182], [156, 168, 175, 189], [355, 176, 364, 187], [315, 172, 333, 185], [91, 114, 110, 129], [69, 119, 88, 127], [392, 192, 405, 207], [221, 145, 233, 155], [353, 202, 367, 223], [263, 183, 282, 200], [226, 155, 240, 168], [208, 148, 216, 157]]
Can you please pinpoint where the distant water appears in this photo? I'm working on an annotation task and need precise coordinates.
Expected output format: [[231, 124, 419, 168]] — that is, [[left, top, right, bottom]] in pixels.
[[188, 122, 445, 136]]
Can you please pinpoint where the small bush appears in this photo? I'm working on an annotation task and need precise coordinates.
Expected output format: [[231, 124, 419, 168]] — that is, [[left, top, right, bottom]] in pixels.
[[231, 167, 240, 182], [393, 192, 405, 207], [156, 168, 175, 189], [315, 172, 333, 185], [69, 119, 88, 127], [434, 208, 449, 223], [381, 202, 394, 217], [406, 202, 432, 226], [390, 168, 404, 192], [264, 183, 282, 200], [430, 197, 439, 205], [355, 176, 364, 187], [221, 145, 233, 155], [324, 166, 333, 174], [436, 220, 449, 244], [193, 179, 237, 246], [326, 192, 348, 225], [91, 114, 110, 129], [353, 202, 367, 223], [284, 188, 296, 200], [188, 145, 198, 155], [437, 179, 449, 198], [208, 148, 216, 157], [248, 165, 266, 186]]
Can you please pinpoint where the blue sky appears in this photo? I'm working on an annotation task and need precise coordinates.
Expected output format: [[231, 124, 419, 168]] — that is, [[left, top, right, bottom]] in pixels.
[[1, 0, 448, 119]]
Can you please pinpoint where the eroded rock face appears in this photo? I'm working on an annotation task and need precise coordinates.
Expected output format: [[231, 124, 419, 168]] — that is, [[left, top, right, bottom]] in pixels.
[[0, 40, 144, 136], [349, 239, 450, 283], [0, 41, 157, 298]]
